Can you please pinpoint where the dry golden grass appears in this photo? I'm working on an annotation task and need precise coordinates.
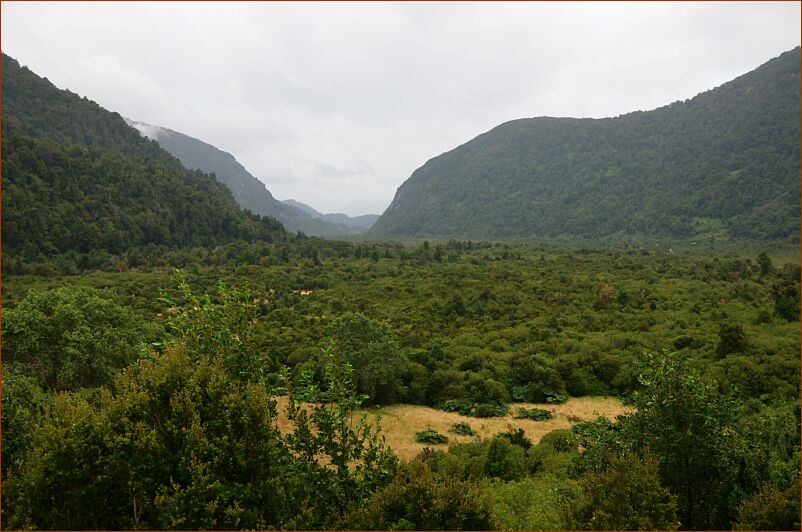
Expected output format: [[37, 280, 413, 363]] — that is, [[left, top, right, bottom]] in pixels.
[[273, 396, 632, 461]]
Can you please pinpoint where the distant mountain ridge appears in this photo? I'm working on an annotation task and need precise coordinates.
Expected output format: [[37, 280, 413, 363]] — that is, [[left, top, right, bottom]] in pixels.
[[281, 199, 379, 231], [372, 47, 801, 242], [125, 120, 357, 236]]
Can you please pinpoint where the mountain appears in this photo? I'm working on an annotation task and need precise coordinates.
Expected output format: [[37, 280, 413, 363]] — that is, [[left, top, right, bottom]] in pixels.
[[372, 48, 801, 242], [282, 199, 380, 231], [1, 53, 286, 260], [125, 121, 354, 237]]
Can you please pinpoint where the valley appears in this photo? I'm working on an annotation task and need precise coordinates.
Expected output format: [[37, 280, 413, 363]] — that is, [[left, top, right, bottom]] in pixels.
[[1, 41, 799, 531]]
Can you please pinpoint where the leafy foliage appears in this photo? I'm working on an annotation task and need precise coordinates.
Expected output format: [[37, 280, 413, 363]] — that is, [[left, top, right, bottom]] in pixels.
[[733, 481, 801, 531], [572, 351, 800, 530], [341, 460, 494, 530], [564, 453, 679, 530], [2, 286, 398, 530], [160, 271, 264, 382], [3, 345, 289, 530], [415, 429, 449, 445], [716, 321, 750, 358], [441, 398, 509, 418], [2, 285, 156, 391], [282, 351, 398, 528], [449, 421, 476, 436], [513, 407, 553, 421], [1, 367, 48, 477], [327, 312, 407, 404]]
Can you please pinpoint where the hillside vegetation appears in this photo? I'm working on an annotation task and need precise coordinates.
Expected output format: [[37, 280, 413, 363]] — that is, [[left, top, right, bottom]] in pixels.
[[3, 241, 798, 530], [373, 48, 800, 241], [1, 53, 287, 261]]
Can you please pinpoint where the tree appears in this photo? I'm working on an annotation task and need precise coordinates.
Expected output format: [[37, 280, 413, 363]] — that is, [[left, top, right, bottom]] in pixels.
[[482, 436, 526, 481], [0, 366, 48, 477], [341, 460, 493, 530], [716, 322, 750, 358], [757, 252, 773, 276], [4, 286, 399, 530], [2, 285, 156, 391], [160, 271, 264, 382], [282, 351, 398, 528], [3, 344, 396, 530], [733, 481, 801, 531], [3, 345, 292, 530], [622, 351, 740, 529], [565, 453, 679, 530], [326, 313, 406, 404], [771, 281, 800, 322]]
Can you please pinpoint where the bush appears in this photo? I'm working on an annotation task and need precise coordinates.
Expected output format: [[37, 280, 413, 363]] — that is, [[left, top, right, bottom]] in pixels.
[[545, 389, 569, 404], [514, 407, 553, 421], [488, 476, 578, 530], [416, 429, 449, 445], [483, 437, 527, 481], [564, 453, 679, 530], [539, 429, 577, 453], [471, 403, 509, 418], [496, 428, 532, 449], [440, 399, 509, 418], [716, 322, 750, 358], [772, 282, 800, 322], [342, 461, 494, 530], [450, 422, 476, 436], [441, 398, 473, 414], [326, 312, 407, 404]]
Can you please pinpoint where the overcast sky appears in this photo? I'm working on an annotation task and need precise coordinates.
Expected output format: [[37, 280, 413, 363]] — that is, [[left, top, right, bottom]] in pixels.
[[3, 2, 800, 215]]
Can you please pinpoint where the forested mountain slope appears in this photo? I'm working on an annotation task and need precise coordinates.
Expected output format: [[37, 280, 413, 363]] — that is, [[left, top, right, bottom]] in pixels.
[[372, 47, 801, 242], [126, 120, 355, 236], [1, 53, 287, 259]]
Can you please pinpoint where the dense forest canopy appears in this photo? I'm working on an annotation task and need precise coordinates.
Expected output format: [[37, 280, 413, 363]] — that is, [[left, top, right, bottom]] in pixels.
[[372, 47, 801, 242], [2, 241, 799, 530]]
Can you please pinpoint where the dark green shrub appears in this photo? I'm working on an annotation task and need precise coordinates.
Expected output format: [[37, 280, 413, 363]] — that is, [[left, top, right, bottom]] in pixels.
[[415, 429, 449, 445], [449, 422, 476, 436], [2, 285, 155, 391], [482, 437, 527, 481], [565, 453, 679, 530], [471, 403, 509, 418], [544, 389, 569, 404], [716, 322, 750, 358], [772, 282, 800, 322], [440, 398, 473, 414], [539, 429, 577, 453], [440, 399, 508, 418], [514, 407, 553, 421], [496, 428, 532, 449], [327, 312, 407, 404], [341, 460, 493, 530], [672, 335, 697, 350]]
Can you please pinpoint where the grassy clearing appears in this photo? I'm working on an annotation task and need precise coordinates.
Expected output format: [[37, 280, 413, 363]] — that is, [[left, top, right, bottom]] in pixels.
[[274, 396, 631, 461]]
